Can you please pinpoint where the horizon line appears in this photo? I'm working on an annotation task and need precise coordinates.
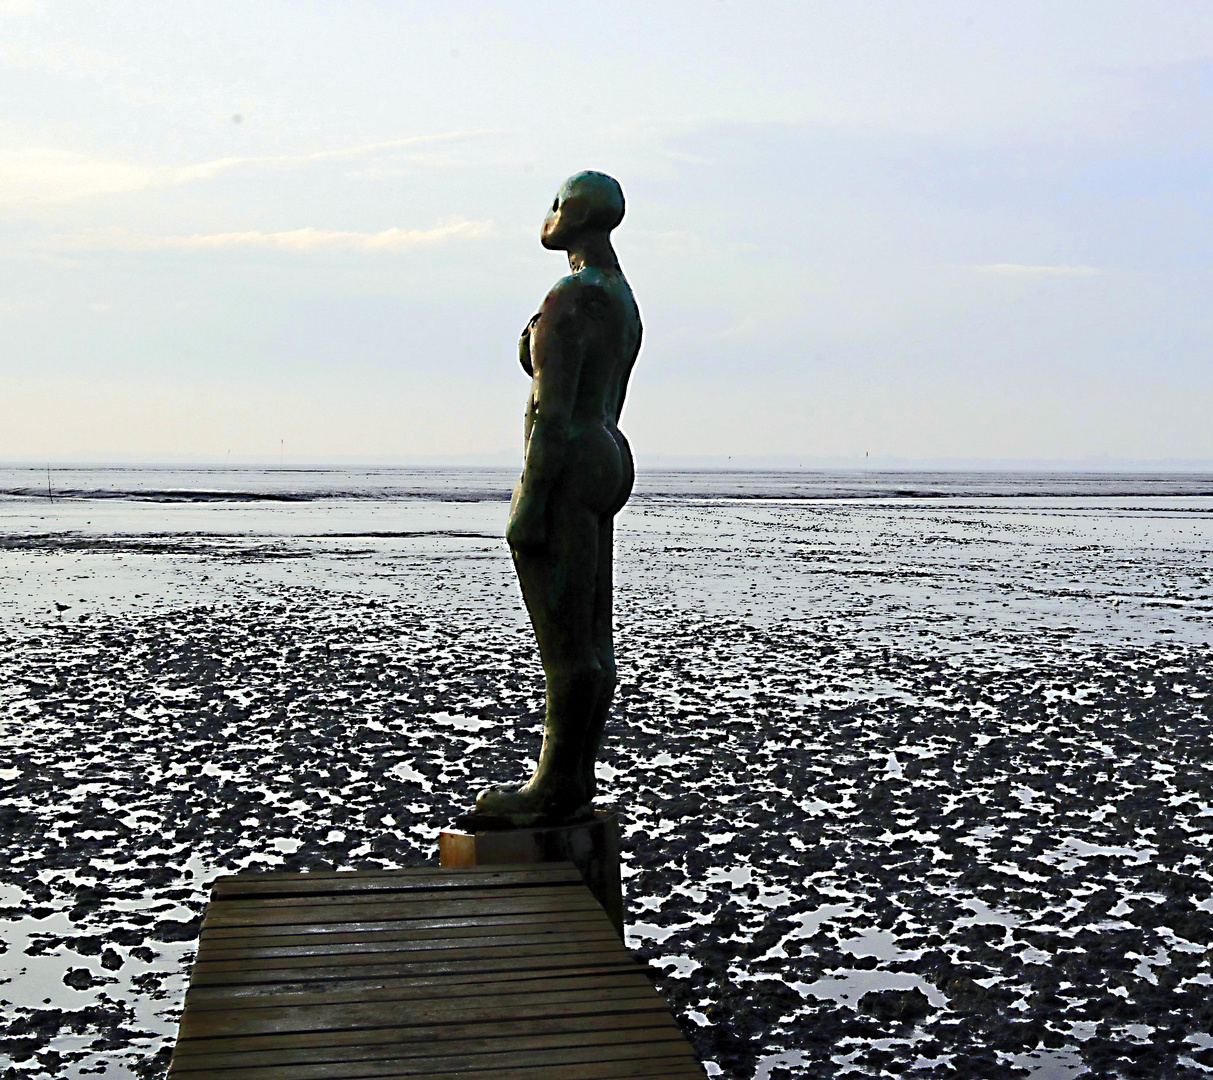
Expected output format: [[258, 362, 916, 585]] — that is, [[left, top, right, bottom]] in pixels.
[[4, 455, 1213, 474]]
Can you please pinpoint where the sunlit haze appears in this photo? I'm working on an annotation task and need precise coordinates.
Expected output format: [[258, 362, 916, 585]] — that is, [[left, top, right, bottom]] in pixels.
[[2, 1, 1212, 464]]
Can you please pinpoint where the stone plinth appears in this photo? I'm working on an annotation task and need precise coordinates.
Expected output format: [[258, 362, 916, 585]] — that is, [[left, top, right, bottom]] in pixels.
[[439, 811, 623, 936]]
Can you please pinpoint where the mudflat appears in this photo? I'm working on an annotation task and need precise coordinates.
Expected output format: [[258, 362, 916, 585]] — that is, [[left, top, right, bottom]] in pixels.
[[0, 467, 1210, 1078]]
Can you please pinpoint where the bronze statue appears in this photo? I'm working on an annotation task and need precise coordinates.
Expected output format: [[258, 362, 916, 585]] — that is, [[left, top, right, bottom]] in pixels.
[[472, 171, 642, 827]]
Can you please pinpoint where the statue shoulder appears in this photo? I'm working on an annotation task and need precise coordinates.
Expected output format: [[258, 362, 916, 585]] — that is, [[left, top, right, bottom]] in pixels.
[[545, 271, 611, 309], [541, 272, 614, 325]]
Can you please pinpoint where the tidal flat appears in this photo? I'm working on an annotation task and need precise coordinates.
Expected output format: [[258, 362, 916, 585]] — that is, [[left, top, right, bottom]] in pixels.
[[0, 469, 1211, 1079]]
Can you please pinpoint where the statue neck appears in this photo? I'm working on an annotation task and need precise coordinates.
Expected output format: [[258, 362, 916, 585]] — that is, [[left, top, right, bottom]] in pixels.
[[566, 233, 618, 273]]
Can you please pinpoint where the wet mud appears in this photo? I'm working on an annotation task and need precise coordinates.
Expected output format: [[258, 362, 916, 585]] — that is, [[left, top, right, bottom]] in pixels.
[[0, 494, 1210, 1078]]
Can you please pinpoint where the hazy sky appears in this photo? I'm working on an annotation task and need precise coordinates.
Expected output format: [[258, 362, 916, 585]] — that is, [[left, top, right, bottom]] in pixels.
[[2, 1, 1211, 463]]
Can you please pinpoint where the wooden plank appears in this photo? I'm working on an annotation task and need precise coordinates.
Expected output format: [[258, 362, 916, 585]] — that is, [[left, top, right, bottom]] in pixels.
[[213, 867, 585, 888], [185, 955, 642, 1001], [191, 938, 628, 974], [189, 945, 636, 988], [182, 970, 656, 1015], [198, 918, 613, 956], [195, 922, 618, 961], [178, 985, 670, 1039], [212, 863, 578, 886], [170, 865, 705, 1079], [176, 1061, 704, 1080], [202, 892, 604, 930], [200, 908, 616, 942], [169, 1017, 683, 1071], [169, 1036, 700, 1080], [212, 867, 585, 899], [193, 934, 623, 973], [170, 1010, 681, 1060], [202, 895, 603, 929], [201, 907, 610, 938], [185, 964, 645, 1006], [202, 920, 601, 944], [210, 884, 589, 913]]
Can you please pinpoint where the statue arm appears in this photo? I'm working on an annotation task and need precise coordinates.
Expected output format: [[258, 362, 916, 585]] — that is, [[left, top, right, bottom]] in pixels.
[[507, 283, 586, 551], [518, 313, 538, 377], [613, 321, 641, 423]]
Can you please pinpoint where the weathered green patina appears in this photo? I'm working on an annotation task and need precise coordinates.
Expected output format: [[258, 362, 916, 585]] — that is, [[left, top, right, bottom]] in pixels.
[[471, 172, 642, 827]]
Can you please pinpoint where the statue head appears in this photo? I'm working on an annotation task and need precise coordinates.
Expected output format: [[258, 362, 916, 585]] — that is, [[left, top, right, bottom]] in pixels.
[[541, 171, 625, 251]]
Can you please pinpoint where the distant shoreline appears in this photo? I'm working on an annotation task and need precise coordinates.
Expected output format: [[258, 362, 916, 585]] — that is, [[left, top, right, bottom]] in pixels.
[[1, 463, 1212, 502], [4, 457, 1213, 472]]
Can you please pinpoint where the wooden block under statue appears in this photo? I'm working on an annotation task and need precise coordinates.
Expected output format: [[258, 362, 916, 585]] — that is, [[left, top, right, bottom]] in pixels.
[[439, 811, 623, 936]]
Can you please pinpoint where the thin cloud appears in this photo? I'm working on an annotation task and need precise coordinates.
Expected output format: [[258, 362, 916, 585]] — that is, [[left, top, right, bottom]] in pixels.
[[0, 131, 493, 210], [45, 220, 494, 253], [170, 131, 493, 183], [0, 0, 41, 15], [0, 148, 152, 208], [973, 263, 1103, 277], [0, 40, 115, 74]]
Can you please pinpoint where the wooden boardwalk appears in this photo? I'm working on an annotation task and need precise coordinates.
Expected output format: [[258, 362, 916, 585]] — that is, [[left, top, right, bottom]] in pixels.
[[168, 862, 706, 1079]]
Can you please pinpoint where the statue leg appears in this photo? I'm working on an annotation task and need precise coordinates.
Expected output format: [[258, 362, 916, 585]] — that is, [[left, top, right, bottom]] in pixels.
[[475, 495, 603, 825], [581, 515, 616, 797]]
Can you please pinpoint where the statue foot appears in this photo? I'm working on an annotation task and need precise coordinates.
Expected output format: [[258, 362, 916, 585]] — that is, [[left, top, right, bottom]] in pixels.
[[464, 779, 593, 830]]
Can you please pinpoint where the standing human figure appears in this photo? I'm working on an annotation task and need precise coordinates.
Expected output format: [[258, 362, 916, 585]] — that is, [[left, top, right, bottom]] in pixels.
[[473, 171, 642, 826]]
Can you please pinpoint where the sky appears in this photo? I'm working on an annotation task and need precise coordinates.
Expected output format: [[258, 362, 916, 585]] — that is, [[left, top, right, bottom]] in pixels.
[[1, 0, 1212, 464]]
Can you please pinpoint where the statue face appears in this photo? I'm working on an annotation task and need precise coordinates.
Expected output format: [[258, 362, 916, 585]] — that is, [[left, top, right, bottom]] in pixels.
[[540, 184, 577, 251]]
